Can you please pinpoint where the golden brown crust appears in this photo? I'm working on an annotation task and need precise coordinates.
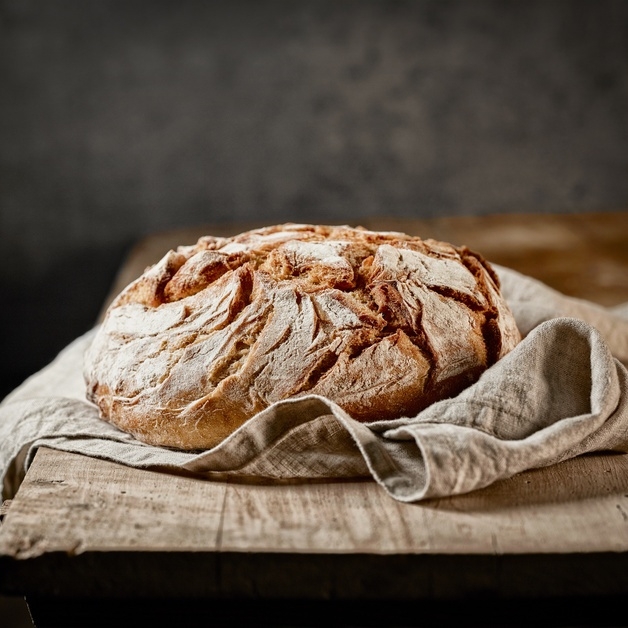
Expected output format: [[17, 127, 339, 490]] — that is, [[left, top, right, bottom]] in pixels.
[[84, 223, 521, 450]]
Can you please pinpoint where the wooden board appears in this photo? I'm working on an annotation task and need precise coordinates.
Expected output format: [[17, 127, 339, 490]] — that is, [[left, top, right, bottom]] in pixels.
[[2, 211, 628, 624], [3, 446, 628, 602], [6, 446, 628, 558]]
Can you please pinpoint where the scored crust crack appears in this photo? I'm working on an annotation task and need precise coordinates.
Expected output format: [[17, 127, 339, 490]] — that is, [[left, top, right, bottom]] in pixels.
[[84, 223, 521, 450]]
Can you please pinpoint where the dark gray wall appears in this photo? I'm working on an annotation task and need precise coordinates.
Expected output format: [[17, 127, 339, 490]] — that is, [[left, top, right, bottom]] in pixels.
[[1, 0, 628, 396]]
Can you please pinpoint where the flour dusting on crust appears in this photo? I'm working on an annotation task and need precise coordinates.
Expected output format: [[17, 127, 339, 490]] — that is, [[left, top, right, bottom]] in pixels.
[[84, 223, 521, 450]]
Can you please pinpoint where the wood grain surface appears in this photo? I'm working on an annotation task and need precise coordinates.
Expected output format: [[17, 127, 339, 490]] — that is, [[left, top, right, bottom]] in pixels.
[[2, 211, 628, 608], [3, 446, 628, 561], [0, 448, 628, 558], [3, 446, 628, 600]]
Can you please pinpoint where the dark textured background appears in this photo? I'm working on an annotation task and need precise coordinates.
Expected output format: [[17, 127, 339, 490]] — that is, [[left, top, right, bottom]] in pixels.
[[1, 0, 628, 400]]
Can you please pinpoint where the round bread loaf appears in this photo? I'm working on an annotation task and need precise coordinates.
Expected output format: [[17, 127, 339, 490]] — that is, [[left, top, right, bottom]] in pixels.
[[84, 223, 521, 450]]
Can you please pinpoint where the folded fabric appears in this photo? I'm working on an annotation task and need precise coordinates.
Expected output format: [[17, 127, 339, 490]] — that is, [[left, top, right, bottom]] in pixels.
[[2, 266, 628, 502]]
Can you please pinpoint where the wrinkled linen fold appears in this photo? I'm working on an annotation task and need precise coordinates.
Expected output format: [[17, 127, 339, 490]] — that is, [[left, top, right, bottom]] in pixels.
[[2, 266, 628, 502]]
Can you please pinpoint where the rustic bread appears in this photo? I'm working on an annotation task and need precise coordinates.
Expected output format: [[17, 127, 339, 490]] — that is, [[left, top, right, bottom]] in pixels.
[[84, 224, 521, 450]]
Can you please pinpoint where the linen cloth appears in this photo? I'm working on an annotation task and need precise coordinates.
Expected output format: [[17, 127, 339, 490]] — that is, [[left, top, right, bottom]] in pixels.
[[2, 266, 628, 503]]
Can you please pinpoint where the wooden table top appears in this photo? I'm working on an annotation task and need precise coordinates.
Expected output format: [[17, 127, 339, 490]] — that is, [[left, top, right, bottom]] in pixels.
[[1, 210, 628, 624]]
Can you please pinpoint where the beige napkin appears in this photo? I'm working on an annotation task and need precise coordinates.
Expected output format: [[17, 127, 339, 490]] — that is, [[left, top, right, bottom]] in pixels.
[[2, 266, 628, 502]]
